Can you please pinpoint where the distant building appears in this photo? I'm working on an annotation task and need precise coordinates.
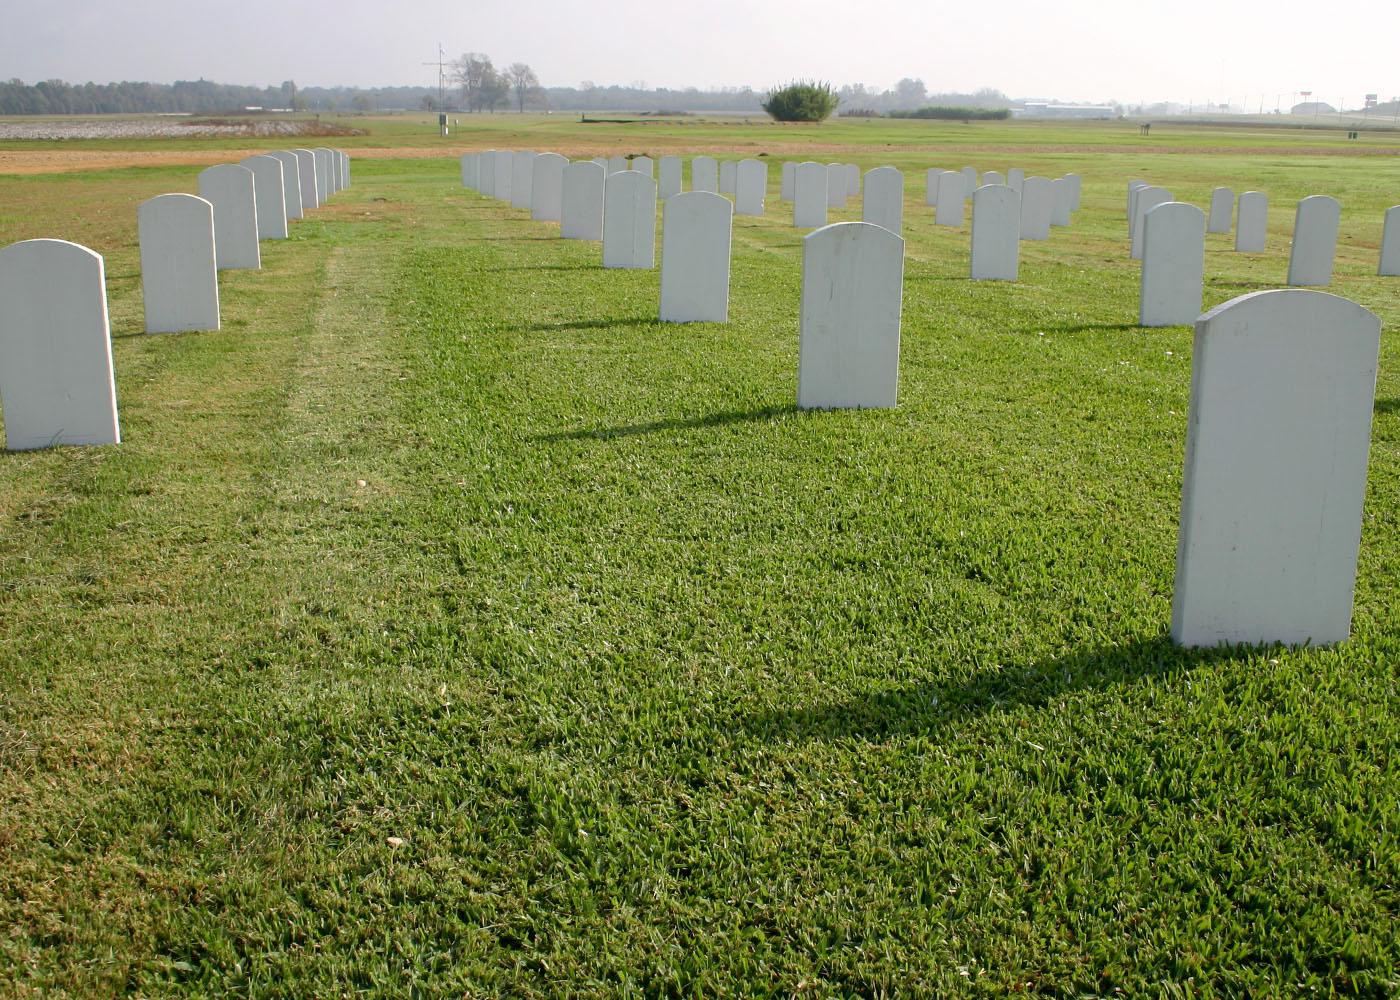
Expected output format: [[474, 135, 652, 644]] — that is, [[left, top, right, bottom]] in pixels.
[[1014, 103, 1116, 119], [1290, 101, 1336, 115]]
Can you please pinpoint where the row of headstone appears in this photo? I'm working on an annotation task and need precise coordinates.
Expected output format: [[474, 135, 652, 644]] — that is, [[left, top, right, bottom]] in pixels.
[[1129, 182, 1396, 283], [0, 149, 352, 449], [461, 153, 1386, 649]]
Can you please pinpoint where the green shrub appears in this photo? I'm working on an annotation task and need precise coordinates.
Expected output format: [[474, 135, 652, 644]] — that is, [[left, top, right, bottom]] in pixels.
[[888, 105, 1011, 121], [762, 81, 840, 122]]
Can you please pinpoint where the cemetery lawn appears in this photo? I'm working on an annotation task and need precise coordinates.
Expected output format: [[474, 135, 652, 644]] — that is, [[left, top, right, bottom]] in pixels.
[[2, 125, 1399, 996]]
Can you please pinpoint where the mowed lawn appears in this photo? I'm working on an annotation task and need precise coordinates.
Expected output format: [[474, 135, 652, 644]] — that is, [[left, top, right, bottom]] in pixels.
[[1, 118, 1398, 996]]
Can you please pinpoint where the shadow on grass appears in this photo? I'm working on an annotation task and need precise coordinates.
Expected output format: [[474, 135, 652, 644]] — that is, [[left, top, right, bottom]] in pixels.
[[1376, 397, 1400, 414], [1209, 279, 1280, 290], [1016, 321, 1144, 334], [469, 235, 569, 242], [511, 317, 658, 334], [484, 264, 598, 273], [741, 635, 1242, 743], [533, 403, 798, 442]]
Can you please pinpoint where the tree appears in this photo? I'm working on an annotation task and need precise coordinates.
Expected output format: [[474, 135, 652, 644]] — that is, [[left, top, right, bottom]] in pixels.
[[479, 69, 509, 113], [762, 80, 839, 122], [452, 52, 495, 112], [894, 77, 927, 109], [507, 62, 541, 113]]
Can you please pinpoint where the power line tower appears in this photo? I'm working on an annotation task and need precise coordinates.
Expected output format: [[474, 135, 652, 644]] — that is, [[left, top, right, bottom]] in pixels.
[[423, 43, 449, 111]]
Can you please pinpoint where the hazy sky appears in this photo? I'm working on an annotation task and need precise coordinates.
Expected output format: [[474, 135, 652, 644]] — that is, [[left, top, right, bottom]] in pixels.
[[3, 0, 1395, 106]]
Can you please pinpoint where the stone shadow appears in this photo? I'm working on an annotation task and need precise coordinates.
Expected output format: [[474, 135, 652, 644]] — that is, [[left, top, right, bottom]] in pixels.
[[532, 404, 797, 443], [740, 635, 1243, 744]]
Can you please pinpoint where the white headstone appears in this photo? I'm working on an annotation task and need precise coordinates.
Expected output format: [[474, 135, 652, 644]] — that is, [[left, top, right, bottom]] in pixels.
[[198, 163, 260, 270], [1065, 172, 1081, 211], [530, 153, 568, 222], [780, 161, 796, 201], [658, 156, 683, 199], [798, 222, 905, 410], [971, 185, 1020, 281], [240, 154, 288, 240], [493, 151, 514, 202], [1007, 167, 1025, 193], [631, 155, 654, 178], [845, 163, 860, 197], [935, 171, 965, 227], [561, 160, 606, 241], [1050, 177, 1072, 227], [1380, 206, 1400, 276], [477, 150, 498, 197], [338, 150, 349, 189], [292, 148, 319, 210], [1287, 195, 1341, 286], [982, 171, 1005, 188], [0, 239, 119, 449], [1235, 191, 1267, 252], [268, 151, 303, 220], [1019, 176, 1053, 240], [719, 160, 737, 194], [138, 194, 219, 334], [1172, 289, 1381, 647], [1140, 202, 1205, 327], [735, 159, 767, 217], [861, 166, 903, 235], [659, 192, 733, 323], [793, 161, 828, 228], [312, 148, 334, 198], [826, 163, 847, 208], [602, 170, 657, 269], [608, 155, 629, 176], [461, 152, 479, 189], [961, 167, 978, 198], [592, 155, 609, 171], [1207, 187, 1234, 234], [1127, 179, 1148, 235], [925, 168, 941, 206], [511, 151, 536, 210], [1130, 186, 1172, 260], [692, 156, 719, 193]]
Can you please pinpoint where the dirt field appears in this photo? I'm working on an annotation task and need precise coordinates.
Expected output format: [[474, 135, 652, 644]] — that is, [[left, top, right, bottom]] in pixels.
[[0, 117, 360, 142]]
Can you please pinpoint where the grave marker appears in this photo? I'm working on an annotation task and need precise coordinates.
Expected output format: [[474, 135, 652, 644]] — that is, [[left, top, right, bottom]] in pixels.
[[659, 192, 733, 322], [1050, 177, 1072, 227], [1172, 289, 1381, 647], [602, 170, 658, 269], [240, 154, 289, 240], [1065, 172, 1081, 211], [793, 162, 828, 228], [461, 152, 479, 190], [798, 222, 905, 410], [531, 152, 568, 222], [692, 156, 719, 193], [268, 150, 303, 220], [138, 194, 220, 334], [493, 149, 514, 202], [198, 163, 260, 270], [719, 160, 737, 194], [313, 148, 334, 198], [935, 170, 965, 226], [1007, 167, 1025, 193], [292, 148, 319, 210], [982, 170, 1005, 187], [1380, 206, 1400, 276], [845, 164, 860, 197], [561, 160, 606, 241], [735, 159, 767, 217], [658, 156, 683, 199], [478, 149, 498, 197], [608, 155, 630, 176], [1140, 202, 1205, 327], [1287, 195, 1341, 286], [826, 163, 847, 208], [1207, 186, 1234, 234], [925, 168, 941, 206], [1019, 176, 1053, 240], [632, 155, 654, 178], [1235, 191, 1267, 252], [1130, 186, 1172, 259], [971, 185, 1020, 280], [961, 166, 978, 198], [511, 151, 537, 210], [861, 166, 903, 235], [0, 239, 120, 449], [781, 161, 796, 201]]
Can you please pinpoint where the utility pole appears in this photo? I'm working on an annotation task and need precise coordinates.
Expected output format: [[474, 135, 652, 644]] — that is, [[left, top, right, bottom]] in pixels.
[[423, 43, 449, 134]]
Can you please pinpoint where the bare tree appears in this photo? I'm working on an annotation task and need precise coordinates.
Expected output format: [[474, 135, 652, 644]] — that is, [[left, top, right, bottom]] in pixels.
[[452, 52, 495, 112], [507, 63, 541, 113]]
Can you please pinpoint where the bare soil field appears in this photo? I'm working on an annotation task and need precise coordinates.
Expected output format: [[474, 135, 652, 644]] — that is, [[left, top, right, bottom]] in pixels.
[[0, 117, 361, 141]]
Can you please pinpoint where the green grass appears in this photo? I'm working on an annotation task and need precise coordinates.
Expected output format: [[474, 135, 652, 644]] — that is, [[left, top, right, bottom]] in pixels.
[[1, 123, 1398, 996]]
